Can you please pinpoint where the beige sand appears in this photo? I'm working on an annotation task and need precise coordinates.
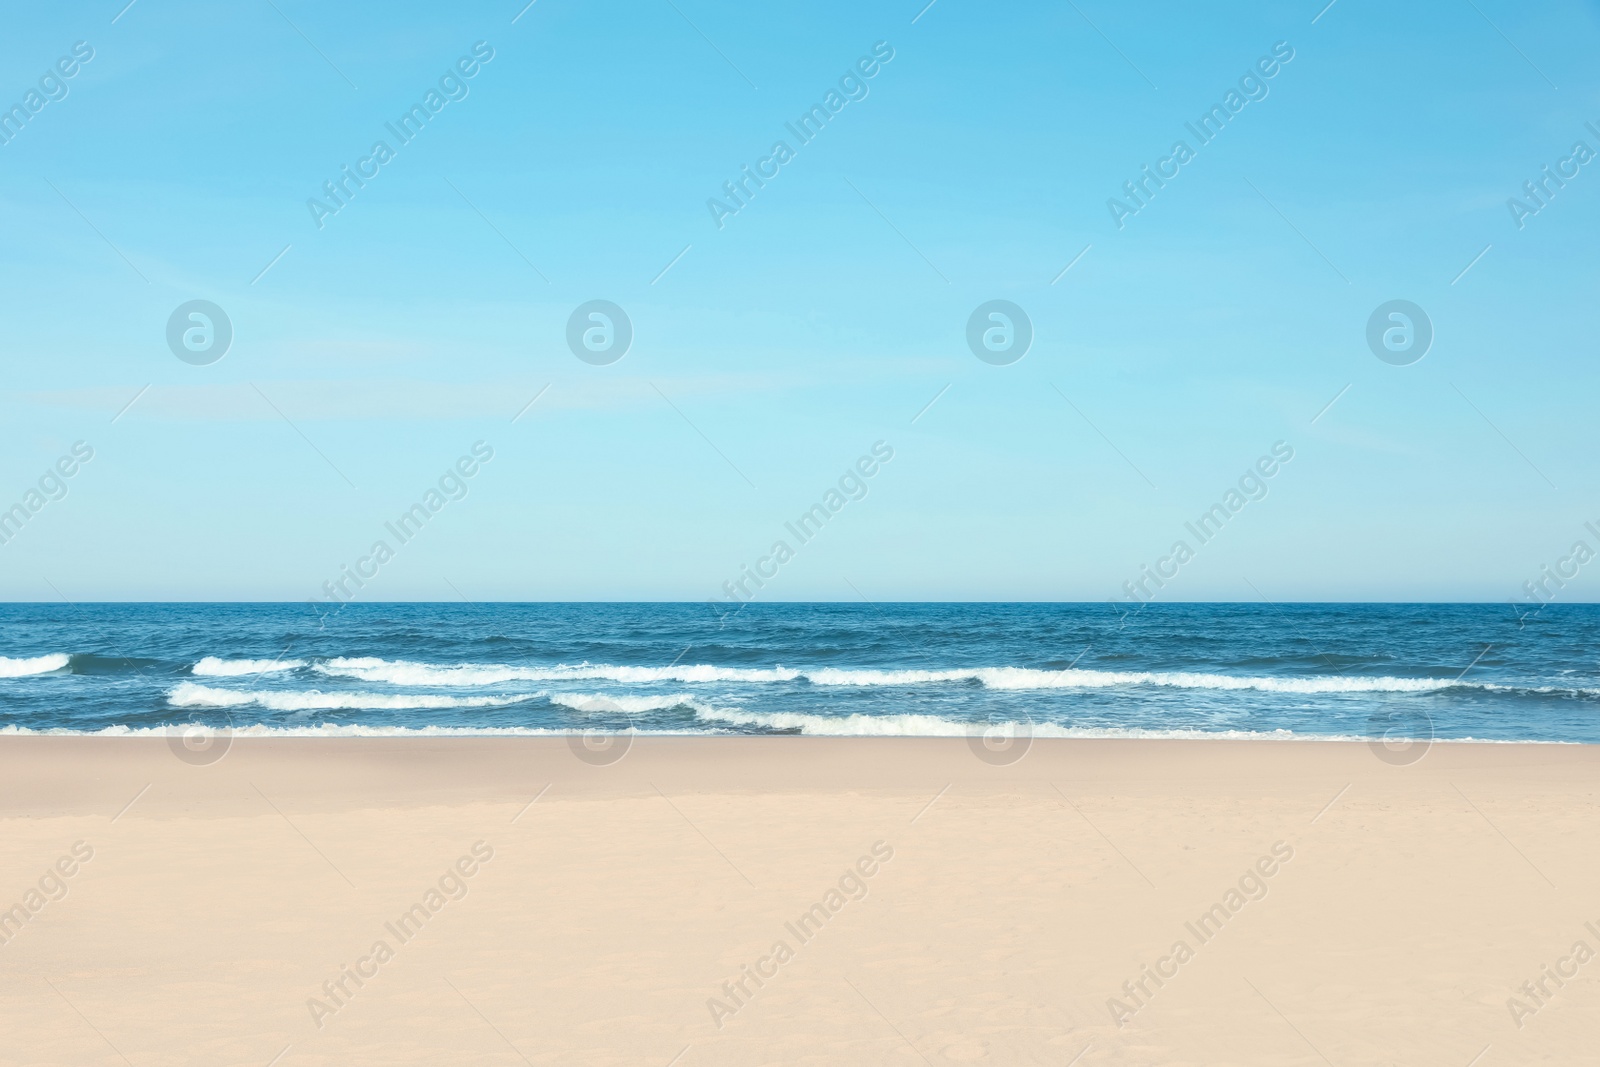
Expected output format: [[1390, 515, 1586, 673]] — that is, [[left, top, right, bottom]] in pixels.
[[1, 736, 1596, 1066]]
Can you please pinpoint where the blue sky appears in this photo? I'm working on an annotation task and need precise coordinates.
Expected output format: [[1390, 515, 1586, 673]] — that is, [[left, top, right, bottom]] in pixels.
[[1, 0, 1598, 603]]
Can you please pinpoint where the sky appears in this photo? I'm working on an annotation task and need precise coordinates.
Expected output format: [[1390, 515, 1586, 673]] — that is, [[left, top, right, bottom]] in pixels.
[[1, 0, 1598, 604]]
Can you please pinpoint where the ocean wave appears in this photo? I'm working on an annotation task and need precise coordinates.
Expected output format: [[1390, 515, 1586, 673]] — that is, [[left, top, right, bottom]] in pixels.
[[0, 653, 71, 678], [166, 682, 522, 712], [688, 704, 1353, 739], [546, 691, 718, 714], [0, 722, 575, 738], [693, 705, 1003, 735], [799, 665, 1468, 693], [314, 657, 800, 686], [0, 719, 1560, 742], [0, 720, 1374, 742], [310, 657, 1464, 694], [193, 657, 306, 677], [953, 667, 1459, 694]]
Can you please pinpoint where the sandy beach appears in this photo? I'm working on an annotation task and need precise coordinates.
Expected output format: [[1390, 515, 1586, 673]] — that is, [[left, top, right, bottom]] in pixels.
[[1, 736, 1596, 1066]]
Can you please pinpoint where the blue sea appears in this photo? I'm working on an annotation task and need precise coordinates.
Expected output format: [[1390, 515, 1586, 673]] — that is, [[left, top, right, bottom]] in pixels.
[[0, 603, 1595, 742]]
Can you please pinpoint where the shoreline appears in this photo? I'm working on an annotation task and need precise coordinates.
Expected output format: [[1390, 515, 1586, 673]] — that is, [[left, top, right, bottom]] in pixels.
[[0, 725, 1587, 743]]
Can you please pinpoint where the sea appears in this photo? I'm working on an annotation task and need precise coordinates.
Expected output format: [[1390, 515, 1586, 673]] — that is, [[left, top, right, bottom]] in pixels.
[[0, 603, 1595, 742]]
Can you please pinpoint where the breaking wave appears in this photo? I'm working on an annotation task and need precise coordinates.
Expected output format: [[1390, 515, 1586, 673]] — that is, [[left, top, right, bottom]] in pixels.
[[0, 653, 70, 678], [688, 704, 1339, 739], [309, 656, 1469, 694], [546, 691, 720, 714], [166, 682, 522, 712]]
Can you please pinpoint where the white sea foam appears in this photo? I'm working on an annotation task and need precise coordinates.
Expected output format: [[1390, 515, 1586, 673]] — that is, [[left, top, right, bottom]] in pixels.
[[0, 722, 576, 738], [801, 665, 1464, 693], [688, 704, 1362, 739], [314, 657, 801, 686], [951, 667, 1459, 694], [546, 692, 718, 714], [0, 720, 1555, 742], [0, 653, 70, 677], [693, 705, 996, 735], [312, 656, 1464, 694], [166, 682, 521, 712], [193, 657, 306, 677]]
